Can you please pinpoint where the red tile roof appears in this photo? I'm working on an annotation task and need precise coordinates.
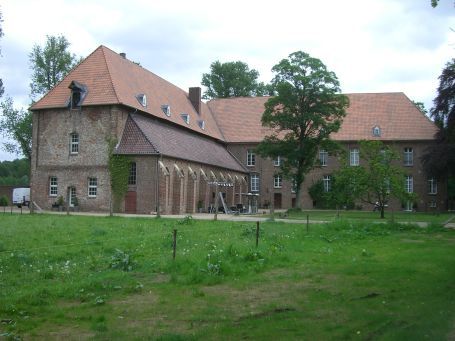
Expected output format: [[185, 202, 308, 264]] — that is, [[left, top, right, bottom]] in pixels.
[[208, 93, 438, 142], [31, 45, 224, 140]]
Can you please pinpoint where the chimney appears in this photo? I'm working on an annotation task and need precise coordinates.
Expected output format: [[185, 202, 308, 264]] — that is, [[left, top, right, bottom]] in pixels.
[[189, 87, 201, 114], [119, 52, 126, 59]]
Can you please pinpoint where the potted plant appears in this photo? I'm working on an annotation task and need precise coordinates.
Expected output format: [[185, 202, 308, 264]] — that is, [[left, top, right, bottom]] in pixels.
[[72, 196, 79, 212], [56, 195, 65, 211]]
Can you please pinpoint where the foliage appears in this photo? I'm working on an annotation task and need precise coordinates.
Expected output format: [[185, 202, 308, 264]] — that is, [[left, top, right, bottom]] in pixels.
[[0, 158, 30, 185], [412, 100, 428, 115], [0, 194, 9, 206], [0, 8, 4, 99], [107, 139, 131, 211], [423, 59, 455, 179], [256, 51, 349, 209], [431, 0, 440, 7], [29, 34, 81, 99], [308, 180, 329, 209], [0, 97, 32, 159], [177, 215, 195, 225], [56, 195, 65, 206], [334, 141, 415, 218], [110, 249, 134, 272], [201, 60, 272, 99]]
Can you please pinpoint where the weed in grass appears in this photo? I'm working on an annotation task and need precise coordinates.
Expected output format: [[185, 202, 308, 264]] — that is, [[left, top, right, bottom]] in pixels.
[[110, 249, 134, 271], [177, 215, 195, 225]]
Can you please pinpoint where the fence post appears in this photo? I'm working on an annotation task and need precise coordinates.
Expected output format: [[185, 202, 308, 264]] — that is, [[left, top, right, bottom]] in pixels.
[[20, 206, 22, 215], [10, 206, 13, 215], [173, 229, 177, 260], [256, 221, 260, 248], [306, 214, 309, 233]]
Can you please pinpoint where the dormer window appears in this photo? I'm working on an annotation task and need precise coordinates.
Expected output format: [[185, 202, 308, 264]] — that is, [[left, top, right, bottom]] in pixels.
[[197, 119, 205, 130], [68, 81, 87, 110], [372, 126, 381, 137], [136, 94, 147, 107], [161, 105, 171, 117], [181, 113, 190, 124]]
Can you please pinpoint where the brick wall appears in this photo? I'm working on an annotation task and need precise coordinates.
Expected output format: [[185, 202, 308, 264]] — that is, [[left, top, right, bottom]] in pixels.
[[228, 141, 447, 212], [31, 105, 128, 211]]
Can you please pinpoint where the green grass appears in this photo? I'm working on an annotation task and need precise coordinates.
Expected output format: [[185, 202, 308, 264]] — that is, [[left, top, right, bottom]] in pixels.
[[272, 209, 454, 224], [0, 214, 454, 340]]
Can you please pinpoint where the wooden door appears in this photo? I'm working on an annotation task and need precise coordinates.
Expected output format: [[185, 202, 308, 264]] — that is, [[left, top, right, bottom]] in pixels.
[[125, 191, 137, 214], [274, 193, 282, 209]]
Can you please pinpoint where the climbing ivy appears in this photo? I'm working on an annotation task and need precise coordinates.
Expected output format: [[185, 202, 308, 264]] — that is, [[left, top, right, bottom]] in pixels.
[[107, 138, 131, 212]]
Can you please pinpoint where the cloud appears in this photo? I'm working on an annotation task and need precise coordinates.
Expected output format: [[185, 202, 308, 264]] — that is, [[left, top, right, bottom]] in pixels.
[[0, 0, 454, 161]]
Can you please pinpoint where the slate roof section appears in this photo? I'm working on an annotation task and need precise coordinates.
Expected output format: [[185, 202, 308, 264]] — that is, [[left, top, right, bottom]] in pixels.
[[118, 113, 247, 173], [31, 45, 224, 140], [209, 93, 438, 143], [116, 116, 158, 155]]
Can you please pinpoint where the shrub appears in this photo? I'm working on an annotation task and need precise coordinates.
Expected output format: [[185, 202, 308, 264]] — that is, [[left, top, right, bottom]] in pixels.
[[110, 249, 134, 271], [0, 195, 9, 206]]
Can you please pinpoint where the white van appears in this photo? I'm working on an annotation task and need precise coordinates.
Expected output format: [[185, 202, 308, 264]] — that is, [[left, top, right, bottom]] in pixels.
[[12, 187, 30, 208]]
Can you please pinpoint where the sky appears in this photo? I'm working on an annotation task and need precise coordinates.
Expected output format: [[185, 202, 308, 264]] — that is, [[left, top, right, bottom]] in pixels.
[[0, 0, 454, 161]]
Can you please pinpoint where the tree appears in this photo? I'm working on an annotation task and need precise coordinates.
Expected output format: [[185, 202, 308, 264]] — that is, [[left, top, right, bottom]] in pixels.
[[201, 60, 271, 99], [256, 51, 349, 210], [431, 0, 440, 7], [334, 141, 414, 219], [0, 97, 32, 160], [422, 59, 455, 179], [0, 8, 4, 98], [29, 35, 80, 99], [412, 101, 428, 115], [1, 35, 80, 159]]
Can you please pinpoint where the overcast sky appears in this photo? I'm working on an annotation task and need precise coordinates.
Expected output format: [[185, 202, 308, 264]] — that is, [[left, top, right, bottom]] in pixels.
[[0, 0, 454, 161]]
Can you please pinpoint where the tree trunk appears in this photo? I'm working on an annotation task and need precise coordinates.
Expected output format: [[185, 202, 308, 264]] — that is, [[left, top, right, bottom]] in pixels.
[[296, 187, 303, 210], [380, 205, 385, 219]]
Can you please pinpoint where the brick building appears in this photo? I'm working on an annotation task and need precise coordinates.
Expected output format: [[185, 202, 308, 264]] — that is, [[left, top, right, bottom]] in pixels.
[[209, 94, 445, 211], [30, 45, 445, 213]]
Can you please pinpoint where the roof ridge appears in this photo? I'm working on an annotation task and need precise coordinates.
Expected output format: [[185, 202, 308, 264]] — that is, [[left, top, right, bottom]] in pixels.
[[130, 113, 160, 153], [100, 46, 121, 104], [206, 102, 227, 141]]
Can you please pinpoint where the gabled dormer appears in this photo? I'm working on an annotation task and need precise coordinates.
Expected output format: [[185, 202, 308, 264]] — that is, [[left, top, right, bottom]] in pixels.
[[68, 81, 88, 110]]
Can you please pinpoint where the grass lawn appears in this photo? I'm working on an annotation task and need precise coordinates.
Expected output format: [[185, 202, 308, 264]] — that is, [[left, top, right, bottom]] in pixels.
[[0, 214, 454, 340], [273, 209, 454, 224]]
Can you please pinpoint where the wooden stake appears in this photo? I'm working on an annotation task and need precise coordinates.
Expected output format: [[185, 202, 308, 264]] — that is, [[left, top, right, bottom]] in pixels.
[[256, 221, 260, 248], [306, 214, 309, 233]]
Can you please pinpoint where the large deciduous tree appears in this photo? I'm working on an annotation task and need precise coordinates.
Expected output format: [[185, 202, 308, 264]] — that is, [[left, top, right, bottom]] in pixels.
[[201, 60, 272, 99], [29, 34, 80, 99], [422, 59, 455, 178], [256, 51, 349, 210], [1, 35, 80, 159], [334, 141, 414, 219]]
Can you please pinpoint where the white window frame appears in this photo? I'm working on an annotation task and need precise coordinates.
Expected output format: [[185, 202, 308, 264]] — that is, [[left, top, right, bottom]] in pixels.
[[350, 148, 359, 166], [323, 175, 331, 192], [273, 175, 282, 188], [250, 174, 259, 192], [429, 201, 437, 208], [70, 133, 79, 154], [319, 149, 328, 166], [273, 156, 281, 167], [128, 162, 137, 185], [405, 200, 413, 212], [291, 179, 297, 193], [49, 176, 58, 196], [69, 187, 76, 207], [88, 177, 98, 197], [428, 177, 437, 195], [247, 149, 256, 167], [404, 147, 413, 166], [405, 175, 413, 193]]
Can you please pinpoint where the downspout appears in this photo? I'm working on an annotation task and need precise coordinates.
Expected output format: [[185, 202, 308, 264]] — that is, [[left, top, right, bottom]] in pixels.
[[155, 154, 161, 218]]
